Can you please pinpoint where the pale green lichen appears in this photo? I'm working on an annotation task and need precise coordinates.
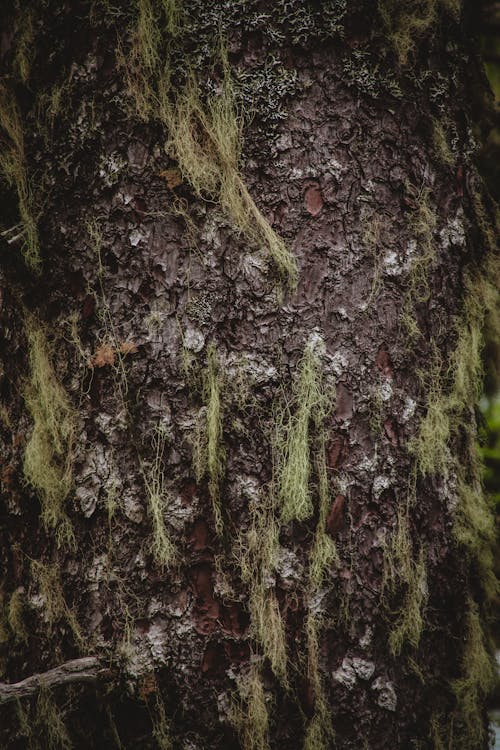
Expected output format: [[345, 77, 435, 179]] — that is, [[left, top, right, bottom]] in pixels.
[[232, 661, 270, 750], [276, 342, 329, 523], [23, 319, 75, 548], [193, 343, 225, 534], [0, 84, 40, 272]]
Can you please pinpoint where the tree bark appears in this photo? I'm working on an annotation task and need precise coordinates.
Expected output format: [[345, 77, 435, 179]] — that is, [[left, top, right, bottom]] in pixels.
[[0, 1, 498, 748]]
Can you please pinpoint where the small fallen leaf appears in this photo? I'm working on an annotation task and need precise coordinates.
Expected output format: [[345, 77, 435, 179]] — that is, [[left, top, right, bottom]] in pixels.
[[119, 341, 138, 356], [159, 167, 183, 189], [88, 344, 116, 368]]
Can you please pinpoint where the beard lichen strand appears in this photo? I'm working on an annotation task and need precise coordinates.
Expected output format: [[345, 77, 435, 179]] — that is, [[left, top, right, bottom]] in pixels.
[[238, 498, 288, 685], [118, 3, 298, 289], [192, 343, 225, 535], [450, 598, 495, 749], [378, 0, 461, 67], [141, 423, 177, 568], [231, 660, 270, 750], [410, 251, 500, 478], [23, 318, 75, 549], [0, 83, 40, 272], [276, 341, 329, 523]]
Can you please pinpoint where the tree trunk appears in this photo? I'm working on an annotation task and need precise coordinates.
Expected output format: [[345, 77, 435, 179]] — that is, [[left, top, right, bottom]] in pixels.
[[0, 1, 498, 748]]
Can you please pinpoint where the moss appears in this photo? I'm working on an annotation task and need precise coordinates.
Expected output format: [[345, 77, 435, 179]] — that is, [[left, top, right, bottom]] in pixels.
[[0, 83, 40, 272], [13, 7, 36, 84], [239, 499, 287, 684], [7, 588, 28, 643], [276, 342, 329, 523], [164, 60, 298, 288], [401, 185, 438, 340], [35, 686, 73, 750], [118, 5, 298, 288], [31, 559, 83, 648], [384, 507, 428, 656], [378, 0, 460, 67], [363, 215, 384, 304], [151, 696, 172, 750], [193, 343, 225, 534], [232, 661, 270, 750], [432, 119, 455, 167], [411, 253, 500, 477], [451, 599, 495, 748], [304, 614, 335, 750], [454, 475, 497, 601], [142, 423, 177, 567], [23, 319, 75, 548], [308, 439, 339, 587]]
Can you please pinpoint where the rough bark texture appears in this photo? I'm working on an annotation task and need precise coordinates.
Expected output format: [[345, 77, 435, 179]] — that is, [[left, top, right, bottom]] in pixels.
[[0, 1, 498, 749]]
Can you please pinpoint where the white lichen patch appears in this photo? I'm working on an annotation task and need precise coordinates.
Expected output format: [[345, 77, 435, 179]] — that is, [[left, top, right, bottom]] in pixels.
[[276, 547, 302, 589], [183, 327, 206, 353], [439, 209, 465, 249], [371, 677, 397, 711], [332, 657, 357, 690], [129, 227, 148, 247], [372, 475, 390, 498], [383, 250, 404, 277], [401, 397, 416, 423], [99, 152, 126, 187], [351, 657, 375, 681], [379, 380, 393, 402]]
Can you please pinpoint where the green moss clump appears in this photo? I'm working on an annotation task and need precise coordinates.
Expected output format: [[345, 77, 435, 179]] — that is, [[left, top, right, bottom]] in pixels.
[[411, 254, 500, 477], [308, 440, 339, 587], [0, 84, 40, 272], [23, 319, 75, 548], [276, 342, 329, 523], [193, 343, 225, 534]]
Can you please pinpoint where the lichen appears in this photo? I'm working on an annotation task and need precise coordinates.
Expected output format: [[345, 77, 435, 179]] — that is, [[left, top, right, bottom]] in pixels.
[[276, 341, 330, 523], [142, 423, 177, 567], [23, 319, 75, 548], [401, 185, 437, 341], [383, 506, 428, 656], [241, 509, 288, 684], [31, 559, 83, 648], [0, 83, 40, 272], [232, 661, 270, 750], [378, 0, 461, 67], [451, 599, 495, 748], [192, 343, 225, 534]]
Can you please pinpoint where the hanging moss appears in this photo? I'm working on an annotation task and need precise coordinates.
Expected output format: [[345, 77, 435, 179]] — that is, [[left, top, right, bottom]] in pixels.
[[303, 614, 335, 750], [23, 319, 75, 548], [378, 0, 461, 67], [142, 423, 177, 567], [383, 505, 428, 656], [276, 342, 329, 523], [192, 343, 225, 534], [0, 84, 40, 272], [118, 6, 298, 288], [451, 599, 495, 748], [232, 661, 270, 750], [239, 501, 288, 684]]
